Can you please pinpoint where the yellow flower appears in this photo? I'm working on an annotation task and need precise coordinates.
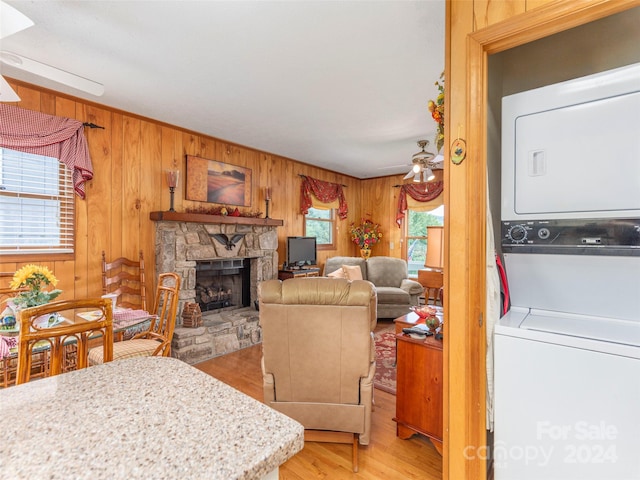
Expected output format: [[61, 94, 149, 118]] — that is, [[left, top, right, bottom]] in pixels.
[[10, 265, 62, 308], [11, 264, 58, 289]]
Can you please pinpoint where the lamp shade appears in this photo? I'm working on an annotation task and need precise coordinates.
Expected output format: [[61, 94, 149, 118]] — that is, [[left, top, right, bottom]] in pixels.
[[425, 226, 444, 270]]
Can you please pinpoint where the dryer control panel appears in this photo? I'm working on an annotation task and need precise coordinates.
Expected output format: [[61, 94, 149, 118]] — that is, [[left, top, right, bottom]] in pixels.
[[501, 218, 640, 256]]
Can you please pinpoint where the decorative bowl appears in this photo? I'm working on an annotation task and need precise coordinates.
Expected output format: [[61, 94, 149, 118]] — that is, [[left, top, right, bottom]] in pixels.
[[411, 305, 437, 319]]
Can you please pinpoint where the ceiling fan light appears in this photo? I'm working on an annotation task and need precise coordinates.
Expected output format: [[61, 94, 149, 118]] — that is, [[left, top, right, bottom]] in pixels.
[[425, 167, 435, 182], [412, 163, 421, 174], [413, 172, 421, 183]]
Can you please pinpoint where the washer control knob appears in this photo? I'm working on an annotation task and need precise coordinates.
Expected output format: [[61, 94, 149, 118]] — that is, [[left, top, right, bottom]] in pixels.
[[538, 228, 550, 240], [507, 225, 528, 243]]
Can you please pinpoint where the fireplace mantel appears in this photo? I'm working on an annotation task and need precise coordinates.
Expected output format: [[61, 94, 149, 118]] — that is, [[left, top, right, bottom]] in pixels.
[[150, 211, 284, 226]]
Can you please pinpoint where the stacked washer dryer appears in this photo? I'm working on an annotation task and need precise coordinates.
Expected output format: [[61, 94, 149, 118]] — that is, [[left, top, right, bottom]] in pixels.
[[494, 63, 640, 479]]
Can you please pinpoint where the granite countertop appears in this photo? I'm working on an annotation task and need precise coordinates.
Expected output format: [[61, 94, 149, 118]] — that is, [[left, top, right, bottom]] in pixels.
[[0, 356, 304, 479]]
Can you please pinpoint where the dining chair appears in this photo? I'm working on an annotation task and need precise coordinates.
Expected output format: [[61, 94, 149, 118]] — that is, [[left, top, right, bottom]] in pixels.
[[16, 298, 114, 385], [102, 250, 147, 311], [418, 269, 444, 306], [1, 278, 49, 388], [88, 272, 180, 365]]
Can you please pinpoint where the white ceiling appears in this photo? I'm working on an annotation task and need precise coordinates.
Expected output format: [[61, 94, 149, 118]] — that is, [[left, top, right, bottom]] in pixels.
[[1, 0, 445, 179]]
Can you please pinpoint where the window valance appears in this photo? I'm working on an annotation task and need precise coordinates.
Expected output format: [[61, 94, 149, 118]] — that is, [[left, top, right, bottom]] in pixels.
[[396, 181, 444, 227], [0, 104, 93, 199], [300, 175, 348, 220]]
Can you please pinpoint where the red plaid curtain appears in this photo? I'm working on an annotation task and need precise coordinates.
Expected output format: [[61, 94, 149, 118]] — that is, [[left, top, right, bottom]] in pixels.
[[396, 182, 444, 227], [300, 175, 348, 220], [0, 104, 93, 199]]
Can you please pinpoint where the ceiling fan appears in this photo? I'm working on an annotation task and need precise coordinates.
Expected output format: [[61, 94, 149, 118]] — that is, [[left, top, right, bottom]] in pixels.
[[0, 1, 104, 102], [403, 139, 440, 182]]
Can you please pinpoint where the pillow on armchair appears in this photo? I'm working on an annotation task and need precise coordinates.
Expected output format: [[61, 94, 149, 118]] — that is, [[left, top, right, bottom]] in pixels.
[[327, 268, 347, 279], [342, 265, 364, 281]]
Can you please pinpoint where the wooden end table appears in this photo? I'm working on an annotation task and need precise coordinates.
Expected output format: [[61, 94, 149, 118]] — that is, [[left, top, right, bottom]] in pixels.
[[393, 311, 444, 455]]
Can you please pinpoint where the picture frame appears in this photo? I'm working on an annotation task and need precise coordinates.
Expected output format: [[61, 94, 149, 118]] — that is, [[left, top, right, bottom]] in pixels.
[[185, 155, 252, 207]]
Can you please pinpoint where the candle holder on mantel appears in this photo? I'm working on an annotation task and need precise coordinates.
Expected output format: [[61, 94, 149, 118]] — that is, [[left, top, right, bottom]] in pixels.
[[265, 187, 272, 218], [166, 168, 180, 212]]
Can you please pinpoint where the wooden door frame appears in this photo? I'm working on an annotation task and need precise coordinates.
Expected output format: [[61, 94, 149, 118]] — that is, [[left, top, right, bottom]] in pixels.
[[445, 1, 640, 479]]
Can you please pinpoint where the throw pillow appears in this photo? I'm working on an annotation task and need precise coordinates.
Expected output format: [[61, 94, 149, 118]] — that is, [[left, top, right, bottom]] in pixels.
[[342, 264, 363, 281], [327, 268, 346, 279]]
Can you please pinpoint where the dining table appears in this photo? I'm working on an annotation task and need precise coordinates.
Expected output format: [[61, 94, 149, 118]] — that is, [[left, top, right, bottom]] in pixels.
[[0, 356, 304, 479], [0, 307, 154, 387]]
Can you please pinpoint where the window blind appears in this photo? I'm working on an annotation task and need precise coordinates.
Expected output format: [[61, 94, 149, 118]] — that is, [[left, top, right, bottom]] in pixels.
[[0, 148, 74, 254]]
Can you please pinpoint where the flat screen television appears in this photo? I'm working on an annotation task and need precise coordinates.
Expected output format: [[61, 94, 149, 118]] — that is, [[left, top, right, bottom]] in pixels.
[[286, 236, 317, 268]]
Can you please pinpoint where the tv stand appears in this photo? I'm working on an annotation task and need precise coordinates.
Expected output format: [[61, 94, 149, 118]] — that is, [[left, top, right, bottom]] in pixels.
[[278, 268, 320, 280]]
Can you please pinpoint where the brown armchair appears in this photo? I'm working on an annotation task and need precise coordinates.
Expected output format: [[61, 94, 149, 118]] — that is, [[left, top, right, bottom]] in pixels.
[[258, 277, 377, 472]]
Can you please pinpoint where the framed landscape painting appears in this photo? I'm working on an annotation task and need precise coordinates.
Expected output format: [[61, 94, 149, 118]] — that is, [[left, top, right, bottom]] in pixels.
[[185, 155, 252, 207]]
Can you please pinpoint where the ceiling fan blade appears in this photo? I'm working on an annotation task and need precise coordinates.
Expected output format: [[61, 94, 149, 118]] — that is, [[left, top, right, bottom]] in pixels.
[[0, 51, 104, 96], [0, 1, 34, 39], [0, 74, 20, 102]]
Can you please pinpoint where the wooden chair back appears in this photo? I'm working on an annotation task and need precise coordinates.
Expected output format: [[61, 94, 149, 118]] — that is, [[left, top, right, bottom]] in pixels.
[[418, 269, 444, 306], [102, 251, 147, 310], [16, 298, 114, 384], [143, 272, 181, 356]]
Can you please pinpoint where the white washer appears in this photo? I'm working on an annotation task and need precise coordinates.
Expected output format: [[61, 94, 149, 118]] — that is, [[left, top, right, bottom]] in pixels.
[[493, 256, 640, 480]]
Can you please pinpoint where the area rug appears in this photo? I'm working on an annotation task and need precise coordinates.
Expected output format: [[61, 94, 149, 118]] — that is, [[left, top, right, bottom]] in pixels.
[[374, 325, 396, 395]]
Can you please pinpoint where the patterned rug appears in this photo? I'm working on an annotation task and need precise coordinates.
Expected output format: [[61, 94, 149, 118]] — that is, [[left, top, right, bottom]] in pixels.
[[374, 325, 396, 395]]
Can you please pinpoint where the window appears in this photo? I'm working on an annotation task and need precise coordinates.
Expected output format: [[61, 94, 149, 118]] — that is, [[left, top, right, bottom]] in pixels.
[[0, 148, 75, 255], [304, 207, 336, 249], [405, 205, 444, 276]]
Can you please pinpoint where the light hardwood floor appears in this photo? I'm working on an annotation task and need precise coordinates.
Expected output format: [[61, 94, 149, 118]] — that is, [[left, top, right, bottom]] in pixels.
[[194, 327, 443, 479]]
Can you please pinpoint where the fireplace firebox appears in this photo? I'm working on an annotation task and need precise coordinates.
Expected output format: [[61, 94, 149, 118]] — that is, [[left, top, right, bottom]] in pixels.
[[195, 258, 250, 312]]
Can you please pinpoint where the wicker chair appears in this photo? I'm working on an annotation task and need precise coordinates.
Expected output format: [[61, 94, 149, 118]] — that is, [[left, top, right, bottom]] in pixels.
[[16, 298, 114, 385], [89, 272, 180, 364], [102, 250, 147, 311]]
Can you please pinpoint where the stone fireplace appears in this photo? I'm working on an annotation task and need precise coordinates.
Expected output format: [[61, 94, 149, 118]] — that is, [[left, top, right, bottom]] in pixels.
[[151, 212, 282, 364]]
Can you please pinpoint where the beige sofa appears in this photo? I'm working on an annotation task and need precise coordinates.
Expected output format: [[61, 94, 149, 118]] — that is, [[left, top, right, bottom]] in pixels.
[[323, 256, 423, 319], [258, 277, 376, 470]]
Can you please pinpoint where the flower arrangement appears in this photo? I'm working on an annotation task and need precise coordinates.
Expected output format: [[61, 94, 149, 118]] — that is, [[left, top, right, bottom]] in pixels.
[[349, 218, 382, 250], [427, 71, 445, 151], [10, 264, 62, 308]]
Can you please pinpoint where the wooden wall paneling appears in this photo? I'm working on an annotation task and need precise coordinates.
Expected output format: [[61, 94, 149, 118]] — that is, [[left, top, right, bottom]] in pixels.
[[172, 129, 185, 217], [82, 104, 113, 299], [159, 127, 173, 215], [278, 155, 297, 266], [49, 94, 75, 293], [243, 148, 260, 211], [139, 120, 162, 294], [389, 175, 406, 260], [40, 91, 56, 115], [256, 152, 271, 217], [360, 176, 392, 258], [51, 97, 84, 301], [108, 112, 125, 261], [121, 116, 142, 261], [13, 84, 39, 111]]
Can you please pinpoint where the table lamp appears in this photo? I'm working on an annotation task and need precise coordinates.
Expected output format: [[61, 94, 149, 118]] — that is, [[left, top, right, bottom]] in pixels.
[[425, 226, 444, 271]]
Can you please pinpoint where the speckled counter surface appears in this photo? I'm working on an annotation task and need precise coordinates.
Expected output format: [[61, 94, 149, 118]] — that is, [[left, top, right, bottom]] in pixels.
[[0, 356, 304, 479]]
